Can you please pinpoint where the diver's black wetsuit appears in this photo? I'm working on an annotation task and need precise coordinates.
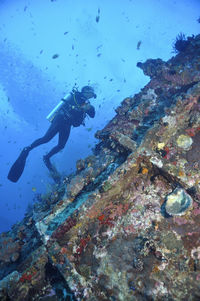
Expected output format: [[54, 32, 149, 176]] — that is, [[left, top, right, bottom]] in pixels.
[[27, 91, 95, 170], [7, 87, 96, 183], [29, 113, 71, 159]]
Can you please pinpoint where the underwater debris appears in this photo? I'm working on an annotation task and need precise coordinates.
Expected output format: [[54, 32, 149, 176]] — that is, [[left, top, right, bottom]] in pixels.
[[164, 188, 193, 216], [176, 134, 193, 150], [173, 32, 190, 53]]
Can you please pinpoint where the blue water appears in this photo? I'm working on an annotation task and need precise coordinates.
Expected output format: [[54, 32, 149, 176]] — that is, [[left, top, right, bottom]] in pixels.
[[0, 0, 199, 233]]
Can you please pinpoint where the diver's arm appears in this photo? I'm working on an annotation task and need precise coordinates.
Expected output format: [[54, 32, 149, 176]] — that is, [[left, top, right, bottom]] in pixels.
[[82, 103, 95, 118]]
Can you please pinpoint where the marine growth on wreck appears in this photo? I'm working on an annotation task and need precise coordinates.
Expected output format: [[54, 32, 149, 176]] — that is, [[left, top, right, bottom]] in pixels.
[[0, 32, 200, 300]]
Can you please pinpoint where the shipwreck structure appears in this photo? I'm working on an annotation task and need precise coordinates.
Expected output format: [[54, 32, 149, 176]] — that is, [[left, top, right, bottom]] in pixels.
[[1, 34, 200, 301]]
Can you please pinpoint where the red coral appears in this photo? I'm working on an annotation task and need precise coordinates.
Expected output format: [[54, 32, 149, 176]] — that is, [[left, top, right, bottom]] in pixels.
[[97, 212, 114, 226], [163, 146, 170, 159], [97, 203, 129, 228], [98, 214, 105, 222], [19, 271, 36, 282], [51, 217, 77, 239], [99, 216, 114, 227], [185, 128, 196, 137], [75, 236, 91, 256]]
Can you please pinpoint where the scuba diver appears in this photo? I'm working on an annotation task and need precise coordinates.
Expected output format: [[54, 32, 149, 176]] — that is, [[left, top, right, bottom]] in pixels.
[[8, 85, 97, 183]]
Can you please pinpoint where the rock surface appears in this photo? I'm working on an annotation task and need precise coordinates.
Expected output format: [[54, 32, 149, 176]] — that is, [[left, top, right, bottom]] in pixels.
[[1, 34, 200, 301]]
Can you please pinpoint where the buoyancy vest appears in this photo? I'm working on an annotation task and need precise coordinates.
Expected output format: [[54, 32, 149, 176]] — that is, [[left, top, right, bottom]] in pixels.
[[59, 92, 88, 127]]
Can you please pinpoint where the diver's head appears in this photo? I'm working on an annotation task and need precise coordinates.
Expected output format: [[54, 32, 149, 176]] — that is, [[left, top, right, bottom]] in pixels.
[[81, 86, 97, 100]]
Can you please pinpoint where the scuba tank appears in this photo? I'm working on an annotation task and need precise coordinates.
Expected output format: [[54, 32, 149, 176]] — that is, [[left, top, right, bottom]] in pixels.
[[46, 93, 71, 122]]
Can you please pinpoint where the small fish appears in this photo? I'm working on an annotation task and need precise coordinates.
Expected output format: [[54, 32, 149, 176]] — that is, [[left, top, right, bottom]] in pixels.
[[137, 40, 142, 50], [96, 44, 102, 51], [72, 45, 74, 50], [86, 127, 92, 132], [97, 53, 101, 57], [32, 187, 37, 192], [96, 8, 100, 22], [52, 54, 59, 59], [24, 6, 27, 11], [40, 50, 43, 54], [64, 31, 68, 35]]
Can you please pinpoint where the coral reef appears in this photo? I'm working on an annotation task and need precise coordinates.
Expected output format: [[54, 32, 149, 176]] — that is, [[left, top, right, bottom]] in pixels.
[[173, 32, 190, 53], [0, 34, 200, 300]]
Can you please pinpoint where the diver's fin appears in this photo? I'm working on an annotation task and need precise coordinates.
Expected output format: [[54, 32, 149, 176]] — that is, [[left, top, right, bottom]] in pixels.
[[7, 148, 30, 182]]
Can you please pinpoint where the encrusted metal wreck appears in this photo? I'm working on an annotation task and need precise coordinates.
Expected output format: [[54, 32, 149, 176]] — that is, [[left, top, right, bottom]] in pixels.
[[1, 34, 200, 301]]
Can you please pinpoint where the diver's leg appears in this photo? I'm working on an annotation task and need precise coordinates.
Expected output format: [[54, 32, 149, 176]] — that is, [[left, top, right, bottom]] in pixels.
[[43, 124, 71, 170], [28, 123, 58, 151], [12, 121, 59, 176], [24, 115, 62, 153], [8, 122, 59, 182]]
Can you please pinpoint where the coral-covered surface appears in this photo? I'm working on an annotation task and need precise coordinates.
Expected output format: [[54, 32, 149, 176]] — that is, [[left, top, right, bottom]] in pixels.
[[1, 34, 200, 301]]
